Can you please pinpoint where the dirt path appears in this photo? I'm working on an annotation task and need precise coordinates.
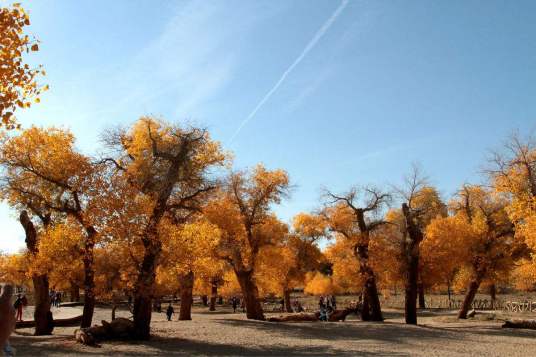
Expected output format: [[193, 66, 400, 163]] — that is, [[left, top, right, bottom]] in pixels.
[[9, 306, 536, 356]]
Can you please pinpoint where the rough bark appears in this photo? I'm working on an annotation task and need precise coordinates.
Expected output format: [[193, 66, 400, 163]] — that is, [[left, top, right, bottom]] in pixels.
[[458, 276, 483, 319], [402, 202, 424, 325], [355, 244, 383, 321], [284, 289, 293, 313], [70, 282, 80, 302], [404, 256, 419, 324], [80, 227, 97, 328], [179, 271, 194, 320], [361, 291, 370, 321], [209, 283, 217, 311], [490, 284, 496, 309], [20, 210, 53, 335], [132, 236, 161, 339], [418, 282, 425, 309], [236, 269, 265, 320]]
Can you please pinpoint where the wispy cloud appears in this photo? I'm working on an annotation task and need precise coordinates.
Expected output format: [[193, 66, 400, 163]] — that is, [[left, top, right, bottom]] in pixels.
[[229, 0, 349, 143]]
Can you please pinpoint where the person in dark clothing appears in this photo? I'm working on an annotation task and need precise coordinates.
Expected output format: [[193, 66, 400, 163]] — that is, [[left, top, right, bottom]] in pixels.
[[14, 295, 23, 322], [231, 297, 238, 313], [331, 295, 337, 310], [166, 303, 174, 321]]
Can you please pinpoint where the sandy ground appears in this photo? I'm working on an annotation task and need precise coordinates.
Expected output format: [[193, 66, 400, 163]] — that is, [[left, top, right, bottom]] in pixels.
[[8, 305, 536, 356]]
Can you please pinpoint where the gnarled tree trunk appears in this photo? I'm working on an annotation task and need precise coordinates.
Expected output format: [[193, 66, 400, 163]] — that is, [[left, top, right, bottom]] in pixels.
[[284, 289, 292, 313], [20, 210, 53, 335], [360, 291, 370, 321], [355, 244, 383, 321], [490, 284, 496, 309], [133, 232, 161, 340], [209, 283, 217, 311], [81, 227, 97, 328], [179, 271, 194, 320], [236, 269, 264, 320], [70, 281, 80, 302], [418, 282, 425, 309], [458, 275, 483, 319], [402, 203, 424, 325]]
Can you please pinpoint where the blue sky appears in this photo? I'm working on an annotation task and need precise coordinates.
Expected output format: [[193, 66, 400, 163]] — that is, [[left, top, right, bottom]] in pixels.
[[1, 0, 535, 252]]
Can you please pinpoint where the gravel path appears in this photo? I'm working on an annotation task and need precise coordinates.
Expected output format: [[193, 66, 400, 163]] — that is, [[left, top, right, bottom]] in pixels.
[[9, 306, 536, 356]]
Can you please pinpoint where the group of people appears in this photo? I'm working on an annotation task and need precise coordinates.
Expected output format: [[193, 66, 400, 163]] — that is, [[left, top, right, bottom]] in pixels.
[[318, 295, 337, 321], [49, 290, 62, 307], [230, 296, 244, 313]]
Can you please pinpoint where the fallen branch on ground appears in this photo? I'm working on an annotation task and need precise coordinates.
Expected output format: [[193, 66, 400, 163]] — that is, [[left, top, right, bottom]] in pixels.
[[74, 318, 135, 346], [502, 320, 536, 330]]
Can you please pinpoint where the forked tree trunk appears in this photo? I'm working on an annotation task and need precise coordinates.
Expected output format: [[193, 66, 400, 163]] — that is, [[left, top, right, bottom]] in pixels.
[[418, 282, 425, 309], [70, 282, 80, 302], [20, 211, 53, 335], [209, 283, 217, 311], [133, 237, 161, 340], [236, 269, 265, 320], [458, 275, 483, 319], [284, 289, 292, 313], [179, 271, 194, 320]]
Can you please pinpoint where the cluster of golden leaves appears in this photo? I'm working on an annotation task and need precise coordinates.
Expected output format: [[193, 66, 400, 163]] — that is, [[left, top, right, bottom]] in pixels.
[[0, 4, 47, 128]]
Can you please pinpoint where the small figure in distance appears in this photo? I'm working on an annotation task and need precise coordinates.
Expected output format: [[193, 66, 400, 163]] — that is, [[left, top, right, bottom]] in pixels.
[[14, 294, 24, 322], [231, 296, 238, 313], [166, 303, 174, 321]]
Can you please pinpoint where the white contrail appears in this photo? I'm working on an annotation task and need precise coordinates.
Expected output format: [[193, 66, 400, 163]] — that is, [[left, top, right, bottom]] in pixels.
[[229, 0, 349, 143]]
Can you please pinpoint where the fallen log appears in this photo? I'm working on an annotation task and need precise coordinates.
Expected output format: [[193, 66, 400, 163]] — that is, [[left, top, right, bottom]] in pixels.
[[16, 314, 83, 329], [502, 319, 536, 330], [268, 307, 360, 323], [74, 318, 135, 346]]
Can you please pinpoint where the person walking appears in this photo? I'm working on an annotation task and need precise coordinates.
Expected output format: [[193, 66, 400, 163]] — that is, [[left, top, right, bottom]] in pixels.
[[231, 297, 238, 313], [166, 303, 174, 321], [14, 294, 24, 322]]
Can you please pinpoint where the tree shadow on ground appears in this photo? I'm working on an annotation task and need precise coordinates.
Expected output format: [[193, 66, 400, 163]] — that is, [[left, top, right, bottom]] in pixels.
[[214, 318, 460, 346], [10, 334, 409, 356], [129, 336, 410, 356]]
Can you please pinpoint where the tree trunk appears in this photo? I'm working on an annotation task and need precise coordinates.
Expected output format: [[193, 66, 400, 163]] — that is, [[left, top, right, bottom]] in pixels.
[[32, 274, 53, 335], [355, 244, 383, 321], [19, 211, 53, 335], [458, 276, 482, 319], [179, 271, 194, 320], [133, 238, 161, 340], [80, 228, 97, 328], [209, 283, 217, 311], [447, 279, 452, 304], [70, 282, 80, 302], [201, 295, 208, 306], [418, 282, 425, 309], [401, 203, 425, 325], [404, 255, 419, 324], [235, 269, 265, 320], [284, 289, 292, 313], [361, 291, 370, 321], [490, 284, 496, 309]]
